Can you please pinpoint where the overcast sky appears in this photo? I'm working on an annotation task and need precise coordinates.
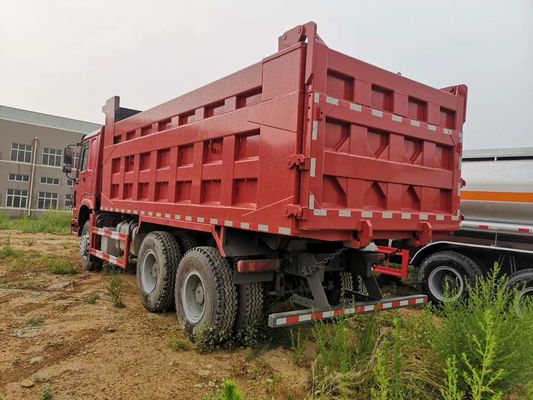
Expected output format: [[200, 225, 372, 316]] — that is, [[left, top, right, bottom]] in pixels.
[[1, 0, 531, 150]]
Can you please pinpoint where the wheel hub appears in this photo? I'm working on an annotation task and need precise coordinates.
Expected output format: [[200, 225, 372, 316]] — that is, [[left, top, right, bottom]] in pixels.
[[195, 285, 205, 305], [140, 251, 158, 294], [181, 271, 206, 324], [428, 265, 464, 302]]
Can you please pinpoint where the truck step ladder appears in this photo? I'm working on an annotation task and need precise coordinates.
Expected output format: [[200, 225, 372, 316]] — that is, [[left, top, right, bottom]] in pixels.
[[89, 214, 130, 268]]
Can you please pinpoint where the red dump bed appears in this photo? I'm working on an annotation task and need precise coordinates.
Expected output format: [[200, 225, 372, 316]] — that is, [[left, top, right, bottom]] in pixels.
[[100, 22, 467, 247]]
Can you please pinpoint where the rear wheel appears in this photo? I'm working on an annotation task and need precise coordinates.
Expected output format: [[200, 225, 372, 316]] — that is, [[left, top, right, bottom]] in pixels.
[[80, 220, 102, 272], [234, 282, 264, 336], [175, 247, 237, 341], [418, 251, 483, 304], [508, 269, 533, 314], [137, 231, 182, 312], [173, 230, 198, 255]]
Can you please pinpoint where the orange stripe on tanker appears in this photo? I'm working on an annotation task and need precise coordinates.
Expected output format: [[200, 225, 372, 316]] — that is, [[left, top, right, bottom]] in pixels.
[[461, 191, 533, 203]]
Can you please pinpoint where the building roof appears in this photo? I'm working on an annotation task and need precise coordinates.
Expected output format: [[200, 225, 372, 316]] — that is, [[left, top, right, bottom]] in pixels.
[[0, 104, 101, 134], [464, 147, 533, 160]]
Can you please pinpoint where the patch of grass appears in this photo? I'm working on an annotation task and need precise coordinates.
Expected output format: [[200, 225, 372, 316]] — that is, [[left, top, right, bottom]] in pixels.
[[307, 267, 533, 400], [0, 238, 21, 259], [105, 276, 126, 308], [289, 328, 306, 366], [0, 211, 71, 235], [28, 316, 45, 326], [49, 259, 76, 275], [311, 310, 440, 399], [203, 380, 244, 400], [41, 383, 53, 400], [85, 291, 100, 304], [167, 335, 193, 352], [167, 326, 193, 351]]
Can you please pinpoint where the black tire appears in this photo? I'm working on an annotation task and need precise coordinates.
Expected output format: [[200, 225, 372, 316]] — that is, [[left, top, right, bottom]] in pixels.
[[137, 231, 182, 312], [507, 269, 533, 314], [418, 250, 483, 304], [175, 247, 237, 341], [80, 220, 103, 272], [234, 282, 264, 333], [173, 230, 199, 255]]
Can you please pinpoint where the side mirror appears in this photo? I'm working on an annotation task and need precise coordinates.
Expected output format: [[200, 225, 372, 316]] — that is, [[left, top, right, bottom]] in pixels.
[[63, 146, 73, 166], [63, 147, 73, 173]]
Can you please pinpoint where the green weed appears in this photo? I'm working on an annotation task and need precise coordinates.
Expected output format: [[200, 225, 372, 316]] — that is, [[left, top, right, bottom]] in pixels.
[[203, 380, 244, 400], [41, 383, 53, 400], [28, 316, 45, 326], [85, 292, 100, 304], [432, 265, 533, 397], [167, 332, 192, 351], [0, 238, 20, 259], [440, 356, 464, 400], [105, 276, 126, 308], [289, 328, 305, 366], [49, 260, 76, 275]]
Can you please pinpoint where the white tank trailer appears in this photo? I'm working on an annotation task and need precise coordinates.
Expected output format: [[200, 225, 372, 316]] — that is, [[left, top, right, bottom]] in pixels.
[[410, 147, 533, 305]]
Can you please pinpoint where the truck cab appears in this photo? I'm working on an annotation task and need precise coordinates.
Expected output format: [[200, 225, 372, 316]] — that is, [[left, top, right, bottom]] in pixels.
[[63, 129, 103, 235]]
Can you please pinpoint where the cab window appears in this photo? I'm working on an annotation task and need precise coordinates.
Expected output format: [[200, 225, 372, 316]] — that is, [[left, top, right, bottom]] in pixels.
[[79, 143, 89, 172]]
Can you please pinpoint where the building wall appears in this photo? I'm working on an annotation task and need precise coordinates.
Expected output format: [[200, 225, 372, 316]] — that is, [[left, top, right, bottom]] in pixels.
[[0, 108, 100, 217]]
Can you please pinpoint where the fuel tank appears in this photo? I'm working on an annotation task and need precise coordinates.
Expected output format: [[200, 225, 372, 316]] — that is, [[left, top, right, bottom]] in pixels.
[[461, 148, 533, 225]]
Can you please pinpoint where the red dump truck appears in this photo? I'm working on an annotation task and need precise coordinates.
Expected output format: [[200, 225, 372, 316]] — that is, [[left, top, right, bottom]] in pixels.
[[63, 22, 467, 339]]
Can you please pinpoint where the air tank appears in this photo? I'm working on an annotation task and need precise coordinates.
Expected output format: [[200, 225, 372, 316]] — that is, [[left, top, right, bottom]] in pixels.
[[460, 148, 533, 226]]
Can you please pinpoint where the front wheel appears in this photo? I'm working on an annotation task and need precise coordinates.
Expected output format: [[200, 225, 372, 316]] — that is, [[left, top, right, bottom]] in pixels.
[[80, 220, 102, 272], [418, 251, 483, 304], [175, 247, 237, 341]]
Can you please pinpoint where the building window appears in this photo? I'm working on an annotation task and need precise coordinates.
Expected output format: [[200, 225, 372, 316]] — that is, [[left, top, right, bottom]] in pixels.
[[40, 177, 60, 185], [73, 153, 79, 169], [11, 143, 33, 163], [65, 193, 73, 208], [6, 189, 28, 208], [8, 173, 30, 182], [37, 192, 58, 209], [42, 147, 62, 167], [67, 179, 74, 187]]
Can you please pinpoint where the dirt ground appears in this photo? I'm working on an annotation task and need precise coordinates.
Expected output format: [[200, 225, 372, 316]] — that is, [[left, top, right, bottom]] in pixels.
[[0, 231, 309, 400]]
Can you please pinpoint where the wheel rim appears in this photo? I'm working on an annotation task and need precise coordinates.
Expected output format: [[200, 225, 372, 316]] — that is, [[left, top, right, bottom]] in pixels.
[[140, 250, 158, 294], [181, 271, 206, 324], [80, 231, 89, 261], [428, 265, 464, 302], [515, 287, 533, 315]]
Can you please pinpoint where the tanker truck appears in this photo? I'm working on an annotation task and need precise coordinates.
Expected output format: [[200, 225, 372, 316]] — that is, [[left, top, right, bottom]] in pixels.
[[63, 22, 468, 339], [413, 147, 533, 304]]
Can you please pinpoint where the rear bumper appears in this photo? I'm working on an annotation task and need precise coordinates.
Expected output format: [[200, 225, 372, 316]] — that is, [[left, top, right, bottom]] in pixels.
[[268, 294, 428, 328]]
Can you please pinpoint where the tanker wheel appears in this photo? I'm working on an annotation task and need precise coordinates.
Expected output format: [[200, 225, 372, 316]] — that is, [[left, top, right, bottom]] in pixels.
[[173, 230, 199, 255], [137, 231, 182, 312], [234, 282, 264, 338], [175, 247, 237, 342], [80, 220, 102, 272], [418, 250, 483, 304], [507, 269, 533, 314]]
